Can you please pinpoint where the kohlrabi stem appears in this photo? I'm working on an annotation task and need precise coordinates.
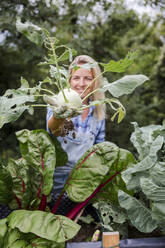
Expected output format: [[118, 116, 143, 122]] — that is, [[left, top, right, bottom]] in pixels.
[[40, 88, 55, 95], [49, 37, 68, 103], [30, 104, 48, 108], [80, 71, 104, 98], [82, 88, 99, 103]]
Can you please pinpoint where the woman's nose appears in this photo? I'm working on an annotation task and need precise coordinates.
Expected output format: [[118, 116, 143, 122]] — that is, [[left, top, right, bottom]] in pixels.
[[79, 77, 85, 86]]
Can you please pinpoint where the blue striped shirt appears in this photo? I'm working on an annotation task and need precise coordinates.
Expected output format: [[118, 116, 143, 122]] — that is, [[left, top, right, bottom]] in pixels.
[[46, 106, 105, 144]]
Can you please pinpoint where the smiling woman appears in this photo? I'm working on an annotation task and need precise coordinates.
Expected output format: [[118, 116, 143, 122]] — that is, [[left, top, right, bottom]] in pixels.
[[46, 55, 106, 197]]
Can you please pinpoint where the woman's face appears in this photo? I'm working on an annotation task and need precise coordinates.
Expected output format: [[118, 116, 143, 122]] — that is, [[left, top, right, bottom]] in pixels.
[[70, 67, 94, 101]]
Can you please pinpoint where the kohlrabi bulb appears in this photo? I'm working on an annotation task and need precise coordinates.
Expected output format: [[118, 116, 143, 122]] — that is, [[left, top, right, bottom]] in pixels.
[[57, 88, 82, 108]]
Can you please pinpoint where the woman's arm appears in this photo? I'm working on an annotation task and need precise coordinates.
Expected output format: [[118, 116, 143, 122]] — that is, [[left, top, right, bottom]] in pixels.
[[48, 115, 65, 136]]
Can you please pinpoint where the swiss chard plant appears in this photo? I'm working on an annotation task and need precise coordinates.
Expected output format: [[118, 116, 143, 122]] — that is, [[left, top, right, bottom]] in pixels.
[[118, 121, 165, 233], [0, 129, 137, 247], [0, 19, 149, 129]]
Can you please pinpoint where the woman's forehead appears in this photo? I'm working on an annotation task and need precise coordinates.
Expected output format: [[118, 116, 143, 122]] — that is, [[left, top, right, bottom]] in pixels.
[[72, 67, 93, 76]]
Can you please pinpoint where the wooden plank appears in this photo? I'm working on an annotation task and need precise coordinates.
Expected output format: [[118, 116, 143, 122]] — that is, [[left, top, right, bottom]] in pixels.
[[102, 232, 119, 248]]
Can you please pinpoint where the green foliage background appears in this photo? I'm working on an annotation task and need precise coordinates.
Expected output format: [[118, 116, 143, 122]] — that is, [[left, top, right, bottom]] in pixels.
[[0, 0, 164, 160]]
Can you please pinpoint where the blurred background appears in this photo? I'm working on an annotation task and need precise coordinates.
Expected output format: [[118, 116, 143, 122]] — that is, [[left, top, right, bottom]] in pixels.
[[0, 0, 164, 161]]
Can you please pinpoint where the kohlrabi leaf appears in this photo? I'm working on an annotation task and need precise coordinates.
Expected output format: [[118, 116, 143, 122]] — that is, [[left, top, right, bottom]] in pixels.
[[100, 51, 138, 73], [50, 65, 68, 79], [65, 142, 135, 203], [0, 164, 13, 204], [7, 158, 31, 209], [57, 49, 77, 62], [122, 135, 164, 190], [16, 129, 56, 196], [150, 162, 165, 187], [118, 190, 157, 233], [7, 210, 80, 243], [89, 98, 126, 123], [102, 75, 149, 97], [0, 78, 39, 129], [0, 218, 8, 247], [152, 202, 165, 224], [130, 122, 163, 160], [16, 19, 44, 47], [140, 177, 165, 202]]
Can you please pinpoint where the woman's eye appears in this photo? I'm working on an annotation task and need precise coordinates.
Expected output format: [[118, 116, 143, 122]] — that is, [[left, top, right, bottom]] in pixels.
[[85, 77, 93, 81]]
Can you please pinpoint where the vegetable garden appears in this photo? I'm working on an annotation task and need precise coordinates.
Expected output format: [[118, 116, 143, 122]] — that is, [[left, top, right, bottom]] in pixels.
[[0, 21, 165, 248]]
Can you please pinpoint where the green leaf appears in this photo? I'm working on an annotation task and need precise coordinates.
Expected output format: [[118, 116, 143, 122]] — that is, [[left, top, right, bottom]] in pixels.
[[122, 135, 164, 190], [0, 80, 38, 129], [50, 65, 68, 79], [7, 158, 31, 209], [51, 137, 68, 167], [0, 218, 8, 247], [89, 98, 126, 123], [102, 75, 149, 97], [57, 49, 77, 62], [3, 228, 21, 248], [0, 164, 13, 204], [16, 19, 44, 47], [152, 202, 165, 224], [140, 177, 165, 202], [66, 142, 135, 203], [16, 129, 56, 196], [130, 122, 163, 160], [7, 210, 80, 243], [100, 51, 138, 73], [118, 190, 157, 233]]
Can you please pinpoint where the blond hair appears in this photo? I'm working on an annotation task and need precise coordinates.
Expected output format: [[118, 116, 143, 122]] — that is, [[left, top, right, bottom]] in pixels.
[[69, 55, 105, 120]]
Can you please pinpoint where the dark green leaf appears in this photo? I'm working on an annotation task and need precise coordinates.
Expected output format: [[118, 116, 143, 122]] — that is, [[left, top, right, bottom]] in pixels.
[[0, 218, 8, 247], [16, 129, 56, 196], [0, 164, 13, 204]]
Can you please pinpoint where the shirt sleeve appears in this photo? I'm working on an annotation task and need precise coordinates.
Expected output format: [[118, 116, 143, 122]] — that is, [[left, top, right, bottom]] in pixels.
[[94, 119, 105, 144], [46, 106, 53, 133]]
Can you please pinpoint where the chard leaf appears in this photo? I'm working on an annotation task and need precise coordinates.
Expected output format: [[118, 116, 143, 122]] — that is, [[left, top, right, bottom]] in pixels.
[[118, 190, 157, 233], [100, 51, 138, 73], [140, 177, 165, 202], [102, 75, 149, 97], [27, 237, 65, 248], [3, 228, 22, 248], [16, 129, 56, 196], [7, 158, 31, 209], [0, 218, 7, 247], [66, 142, 135, 203], [94, 148, 135, 204], [0, 164, 13, 204], [7, 210, 80, 243]]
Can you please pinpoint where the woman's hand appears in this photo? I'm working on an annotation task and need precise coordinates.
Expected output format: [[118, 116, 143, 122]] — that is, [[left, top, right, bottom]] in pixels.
[[44, 95, 82, 119]]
